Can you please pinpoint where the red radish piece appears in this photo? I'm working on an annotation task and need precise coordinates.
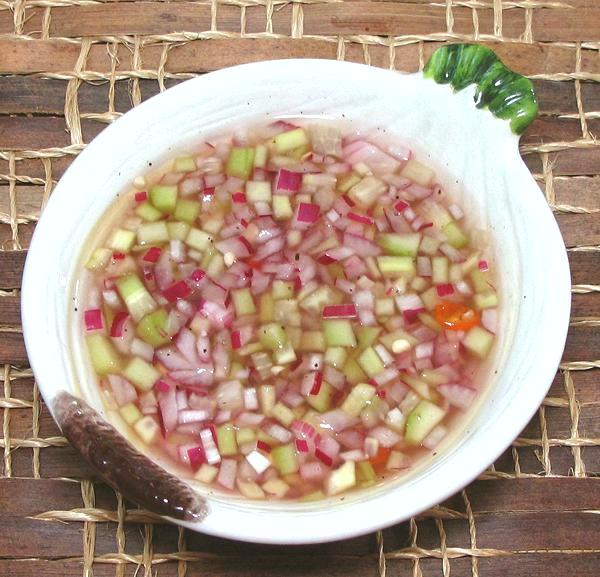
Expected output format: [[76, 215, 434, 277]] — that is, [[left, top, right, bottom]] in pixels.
[[142, 247, 162, 263], [436, 283, 455, 297], [275, 169, 302, 193], [322, 304, 357, 319], [135, 191, 148, 202]]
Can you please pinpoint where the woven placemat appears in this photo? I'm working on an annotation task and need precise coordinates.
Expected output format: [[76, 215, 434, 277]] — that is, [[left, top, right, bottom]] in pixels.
[[1, 1, 599, 575]]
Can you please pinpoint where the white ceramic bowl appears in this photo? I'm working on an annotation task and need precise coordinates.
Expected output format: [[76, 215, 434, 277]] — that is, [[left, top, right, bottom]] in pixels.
[[22, 49, 570, 544]]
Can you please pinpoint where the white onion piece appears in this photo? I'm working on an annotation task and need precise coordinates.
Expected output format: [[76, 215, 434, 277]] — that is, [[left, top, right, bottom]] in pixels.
[[368, 426, 400, 448], [438, 383, 477, 409], [482, 308, 498, 333]]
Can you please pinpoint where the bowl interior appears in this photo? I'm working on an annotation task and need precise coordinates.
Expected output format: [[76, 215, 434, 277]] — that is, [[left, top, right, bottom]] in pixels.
[[22, 59, 570, 543]]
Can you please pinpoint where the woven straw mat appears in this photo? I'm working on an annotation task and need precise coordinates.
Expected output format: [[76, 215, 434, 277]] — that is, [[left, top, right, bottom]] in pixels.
[[0, 0, 599, 576]]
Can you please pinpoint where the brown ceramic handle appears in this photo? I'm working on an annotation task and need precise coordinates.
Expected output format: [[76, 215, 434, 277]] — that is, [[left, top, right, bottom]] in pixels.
[[54, 391, 207, 522]]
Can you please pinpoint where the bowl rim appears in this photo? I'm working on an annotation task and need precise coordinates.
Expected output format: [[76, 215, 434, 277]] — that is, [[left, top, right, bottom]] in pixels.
[[22, 58, 571, 544]]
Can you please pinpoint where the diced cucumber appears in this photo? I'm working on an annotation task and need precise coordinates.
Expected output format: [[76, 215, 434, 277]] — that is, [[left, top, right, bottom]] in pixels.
[[425, 202, 453, 228], [116, 273, 157, 322], [259, 293, 275, 322], [260, 323, 287, 350], [135, 202, 163, 222], [300, 490, 326, 502], [306, 380, 335, 413], [443, 221, 469, 249], [418, 312, 442, 332], [419, 235, 441, 255], [470, 268, 491, 293], [324, 346, 348, 368], [207, 253, 225, 279], [133, 415, 160, 444], [86, 334, 121, 375], [232, 288, 256, 316], [236, 428, 256, 445], [272, 280, 295, 300], [271, 443, 299, 475], [326, 461, 356, 496], [377, 256, 416, 277], [120, 403, 142, 425], [173, 156, 197, 173], [473, 291, 498, 310], [262, 478, 290, 498], [405, 401, 446, 444], [149, 184, 178, 214], [109, 228, 136, 253], [357, 347, 385, 377], [463, 326, 494, 358], [287, 326, 302, 349], [341, 383, 376, 417], [348, 176, 387, 208], [337, 172, 361, 193], [449, 263, 463, 284], [137, 221, 169, 245], [273, 195, 293, 220], [378, 233, 421, 257], [400, 159, 435, 186], [216, 423, 238, 456], [420, 286, 441, 311], [300, 285, 343, 314], [226, 147, 255, 180], [122, 357, 160, 391], [237, 480, 266, 499], [274, 299, 301, 327], [246, 180, 272, 203], [356, 326, 382, 350], [136, 309, 170, 346], [298, 331, 326, 352], [86, 248, 112, 271], [403, 375, 434, 400], [343, 357, 367, 385], [323, 319, 357, 348], [272, 402, 295, 427], [365, 256, 381, 280], [167, 221, 190, 241], [431, 256, 449, 284], [173, 199, 201, 224], [185, 227, 212, 251], [420, 369, 450, 385], [356, 460, 376, 483], [272, 128, 310, 154], [273, 343, 297, 365], [203, 217, 223, 236], [195, 463, 219, 483], [259, 385, 276, 416], [375, 298, 395, 317], [410, 276, 429, 292], [254, 144, 268, 168]]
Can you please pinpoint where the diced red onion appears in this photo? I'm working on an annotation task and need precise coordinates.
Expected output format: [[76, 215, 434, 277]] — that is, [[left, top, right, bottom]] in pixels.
[[107, 374, 137, 406], [319, 409, 359, 432], [436, 283, 455, 297], [482, 308, 498, 333], [84, 309, 103, 332], [343, 232, 381, 257], [109, 312, 129, 337], [300, 461, 329, 480], [368, 426, 400, 448]]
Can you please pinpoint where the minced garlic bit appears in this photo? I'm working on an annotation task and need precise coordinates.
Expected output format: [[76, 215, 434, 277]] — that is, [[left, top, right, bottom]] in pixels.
[[392, 339, 411, 354], [224, 252, 236, 267], [133, 175, 147, 189]]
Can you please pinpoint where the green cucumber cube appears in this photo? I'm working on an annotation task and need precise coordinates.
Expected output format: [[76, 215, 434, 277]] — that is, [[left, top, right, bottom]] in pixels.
[[232, 288, 257, 316], [473, 291, 498, 310], [323, 319, 357, 348], [135, 202, 163, 222], [116, 273, 157, 322], [326, 461, 356, 496], [149, 184, 178, 214], [226, 147, 255, 180], [173, 199, 201, 224], [109, 228, 136, 253], [246, 181, 272, 203], [443, 221, 469, 249], [341, 383, 376, 417], [122, 357, 160, 391], [272, 128, 310, 154], [136, 309, 170, 346], [273, 195, 293, 220], [463, 326, 494, 358], [405, 401, 446, 444], [271, 443, 299, 475], [357, 347, 385, 377], [306, 380, 335, 413], [167, 221, 190, 241], [431, 256, 449, 284], [377, 256, 416, 277], [137, 221, 169, 245], [400, 159, 435, 187], [85, 247, 112, 271], [86, 334, 121, 375], [378, 233, 421, 257], [217, 423, 238, 456], [185, 227, 212, 251], [260, 323, 287, 350], [173, 156, 197, 172]]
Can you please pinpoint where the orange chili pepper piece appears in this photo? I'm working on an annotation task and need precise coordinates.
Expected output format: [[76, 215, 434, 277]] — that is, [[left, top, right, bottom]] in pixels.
[[369, 446, 391, 467], [434, 301, 480, 331]]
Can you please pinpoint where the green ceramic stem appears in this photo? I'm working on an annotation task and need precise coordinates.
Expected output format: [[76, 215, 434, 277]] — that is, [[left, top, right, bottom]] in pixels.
[[423, 44, 538, 135]]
